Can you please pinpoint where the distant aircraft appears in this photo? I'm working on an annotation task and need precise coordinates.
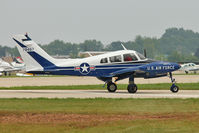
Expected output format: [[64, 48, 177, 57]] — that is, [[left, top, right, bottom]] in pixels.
[[13, 34, 181, 93], [0, 59, 14, 75], [0, 59, 17, 75], [180, 63, 199, 74], [10, 60, 25, 70], [0, 58, 25, 76], [15, 56, 24, 64]]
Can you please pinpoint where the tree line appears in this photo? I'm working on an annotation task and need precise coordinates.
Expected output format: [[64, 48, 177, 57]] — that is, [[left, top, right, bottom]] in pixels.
[[1, 28, 199, 62]]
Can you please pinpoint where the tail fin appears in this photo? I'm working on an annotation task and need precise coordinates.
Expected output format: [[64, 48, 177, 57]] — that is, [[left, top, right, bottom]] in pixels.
[[16, 56, 24, 64], [13, 34, 56, 71]]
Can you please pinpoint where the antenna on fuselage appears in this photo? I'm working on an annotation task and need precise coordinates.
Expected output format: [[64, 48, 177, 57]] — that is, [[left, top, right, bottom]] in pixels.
[[121, 43, 127, 50], [87, 52, 92, 57]]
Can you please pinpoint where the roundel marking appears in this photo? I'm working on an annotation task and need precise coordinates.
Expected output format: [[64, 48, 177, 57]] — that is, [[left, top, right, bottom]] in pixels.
[[80, 63, 91, 75]]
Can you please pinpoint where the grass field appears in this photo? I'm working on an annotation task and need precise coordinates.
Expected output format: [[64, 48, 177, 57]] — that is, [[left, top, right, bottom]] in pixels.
[[0, 83, 198, 90], [0, 98, 199, 133]]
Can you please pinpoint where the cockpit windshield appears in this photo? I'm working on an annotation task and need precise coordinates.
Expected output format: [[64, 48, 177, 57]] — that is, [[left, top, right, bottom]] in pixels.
[[136, 52, 146, 60], [189, 63, 195, 67], [123, 53, 138, 62]]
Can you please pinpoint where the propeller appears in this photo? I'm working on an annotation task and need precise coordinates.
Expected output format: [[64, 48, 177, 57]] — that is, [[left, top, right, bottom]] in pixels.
[[144, 49, 147, 58]]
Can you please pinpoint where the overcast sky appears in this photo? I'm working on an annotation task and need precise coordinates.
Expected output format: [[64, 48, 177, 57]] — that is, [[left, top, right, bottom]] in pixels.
[[1, 0, 199, 47]]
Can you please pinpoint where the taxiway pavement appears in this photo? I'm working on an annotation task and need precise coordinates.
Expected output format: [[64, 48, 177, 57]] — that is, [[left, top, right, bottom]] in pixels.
[[0, 90, 199, 98]]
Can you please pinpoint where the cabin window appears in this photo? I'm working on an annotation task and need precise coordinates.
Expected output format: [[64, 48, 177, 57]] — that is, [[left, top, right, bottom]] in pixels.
[[136, 52, 146, 60], [191, 64, 195, 66], [109, 55, 122, 63], [123, 53, 138, 62], [100, 58, 108, 63]]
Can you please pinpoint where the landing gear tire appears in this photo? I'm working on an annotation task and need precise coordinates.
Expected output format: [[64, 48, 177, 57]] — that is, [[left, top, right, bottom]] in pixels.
[[107, 82, 117, 93], [127, 84, 137, 93], [169, 72, 179, 93], [170, 85, 179, 93]]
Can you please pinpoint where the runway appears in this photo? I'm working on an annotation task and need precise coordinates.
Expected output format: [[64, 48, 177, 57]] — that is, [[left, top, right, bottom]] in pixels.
[[0, 90, 199, 98]]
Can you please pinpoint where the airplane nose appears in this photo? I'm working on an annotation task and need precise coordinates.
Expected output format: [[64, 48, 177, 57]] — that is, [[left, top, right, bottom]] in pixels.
[[173, 63, 181, 70]]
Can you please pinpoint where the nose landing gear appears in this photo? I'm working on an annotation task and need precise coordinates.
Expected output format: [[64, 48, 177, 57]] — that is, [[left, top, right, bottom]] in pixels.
[[169, 72, 179, 93]]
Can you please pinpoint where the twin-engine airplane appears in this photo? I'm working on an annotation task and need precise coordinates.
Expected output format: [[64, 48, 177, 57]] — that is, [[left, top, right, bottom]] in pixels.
[[0, 58, 24, 76], [13, 34, 181, 93]]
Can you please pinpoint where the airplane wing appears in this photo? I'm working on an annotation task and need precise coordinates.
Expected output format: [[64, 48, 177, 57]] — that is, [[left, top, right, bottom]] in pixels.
[[188, 68, 199, 71], [0, 67, 22, 72], [111, 66, 142, 76], [105, 61, 177, 78], [0, 68, 4, 72], [7, 68, 22, 72], [105, 66, 143, 77]]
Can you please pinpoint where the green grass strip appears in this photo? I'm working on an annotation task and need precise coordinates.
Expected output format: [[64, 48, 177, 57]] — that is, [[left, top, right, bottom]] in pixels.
[[0, 98, 199, 114], [0, 83, 198, 90]]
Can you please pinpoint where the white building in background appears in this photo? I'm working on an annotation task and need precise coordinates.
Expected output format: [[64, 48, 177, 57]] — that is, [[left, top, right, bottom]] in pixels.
[[79, 51, 108, 57]]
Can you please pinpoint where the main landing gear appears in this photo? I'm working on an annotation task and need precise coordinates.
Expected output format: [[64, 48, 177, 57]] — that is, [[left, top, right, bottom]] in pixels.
[[169, 72, 179, 93], [107, 81, 117, 92], [127, 75, 137, 93], [106, 75, 138, 93]]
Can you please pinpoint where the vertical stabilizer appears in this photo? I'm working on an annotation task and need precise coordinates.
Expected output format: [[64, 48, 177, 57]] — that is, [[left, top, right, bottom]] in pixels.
[[13, 34, 56, 71]]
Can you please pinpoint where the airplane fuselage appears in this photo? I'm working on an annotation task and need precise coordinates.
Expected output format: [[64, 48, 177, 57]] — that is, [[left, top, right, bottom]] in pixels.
[[27, 50, 180, 80]]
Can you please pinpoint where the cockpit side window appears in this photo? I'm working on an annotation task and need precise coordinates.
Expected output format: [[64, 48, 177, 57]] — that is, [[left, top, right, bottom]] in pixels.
[[123, 53, 138, 62], [109, 55, 122, 63], [100, 58, 108, 63], [136, 52, 146, 60]]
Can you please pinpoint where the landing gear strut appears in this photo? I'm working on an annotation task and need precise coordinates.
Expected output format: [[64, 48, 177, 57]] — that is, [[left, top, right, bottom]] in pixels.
[[169, 72, 179, 93], [127, 75, 137, 93]]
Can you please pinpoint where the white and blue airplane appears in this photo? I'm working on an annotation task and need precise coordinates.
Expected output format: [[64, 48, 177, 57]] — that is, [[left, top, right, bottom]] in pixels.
[[13, 34, 181, 93], [0, 58, 24, 76], [180, 63, 199, 74]]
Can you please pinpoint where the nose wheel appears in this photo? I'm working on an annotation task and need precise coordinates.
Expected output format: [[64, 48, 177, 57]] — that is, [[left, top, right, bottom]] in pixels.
[[169, 72, 179, 93], [170, 84, 179, 93]]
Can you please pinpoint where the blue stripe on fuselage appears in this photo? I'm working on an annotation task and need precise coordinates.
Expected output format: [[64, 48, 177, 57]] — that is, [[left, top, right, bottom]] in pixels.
[[28, 67, 130, 77], [28, 63, 146, 77], [44, 64, 144, 71]]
